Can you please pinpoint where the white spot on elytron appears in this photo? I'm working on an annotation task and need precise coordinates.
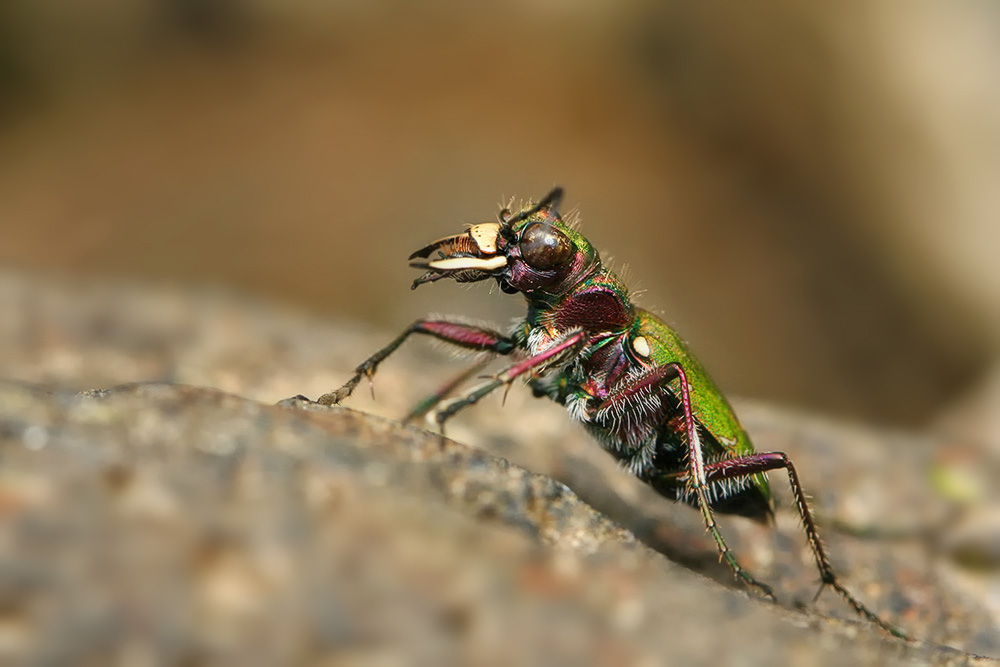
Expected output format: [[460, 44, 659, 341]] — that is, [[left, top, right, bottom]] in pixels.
[[719, 436, 738, 449], [632, 336, 651, 358], [469, 223, 501, 253], [427, 256, 507, 271]]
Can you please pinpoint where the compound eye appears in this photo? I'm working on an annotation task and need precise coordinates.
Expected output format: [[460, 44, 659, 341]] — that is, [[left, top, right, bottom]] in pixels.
[[519, 223, 573, 270]]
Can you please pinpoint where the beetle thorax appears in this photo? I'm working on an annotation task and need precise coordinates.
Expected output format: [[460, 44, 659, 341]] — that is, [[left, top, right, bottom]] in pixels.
[[527, 266, 634, 336]]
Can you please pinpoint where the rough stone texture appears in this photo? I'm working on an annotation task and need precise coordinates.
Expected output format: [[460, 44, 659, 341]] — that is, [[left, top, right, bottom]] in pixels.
[[0, 270, 997, 665]]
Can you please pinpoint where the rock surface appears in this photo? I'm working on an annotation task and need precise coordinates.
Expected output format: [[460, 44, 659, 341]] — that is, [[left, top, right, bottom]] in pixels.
[[0, 271, 997, 664]]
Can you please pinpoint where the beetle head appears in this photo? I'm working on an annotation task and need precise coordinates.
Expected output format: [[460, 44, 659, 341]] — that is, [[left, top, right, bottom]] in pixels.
[[408, 187, 597, 295]]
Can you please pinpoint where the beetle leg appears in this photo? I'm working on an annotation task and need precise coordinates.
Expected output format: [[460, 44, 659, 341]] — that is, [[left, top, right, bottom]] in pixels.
[[592, 363, 774, 599], [429, 330, 588, 427], [696, 453, 906, 638], [317, 320, 516, 406], [403, 357, 492, 424]]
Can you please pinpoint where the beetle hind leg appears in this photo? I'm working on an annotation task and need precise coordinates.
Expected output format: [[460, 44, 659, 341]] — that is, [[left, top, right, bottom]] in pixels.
[[699, 452, 907, 638]]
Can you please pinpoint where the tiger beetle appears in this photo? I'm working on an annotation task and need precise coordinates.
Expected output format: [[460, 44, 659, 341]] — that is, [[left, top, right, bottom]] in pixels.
[[315, 187, 905, 638]]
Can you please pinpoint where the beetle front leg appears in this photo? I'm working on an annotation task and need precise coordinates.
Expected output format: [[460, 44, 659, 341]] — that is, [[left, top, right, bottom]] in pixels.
[[698, 452, 907, 638], [593, 363, 774, 599], [317, 320, 516, 406]]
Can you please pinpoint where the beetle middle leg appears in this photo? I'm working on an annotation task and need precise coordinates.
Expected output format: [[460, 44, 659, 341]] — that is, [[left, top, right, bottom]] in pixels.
[[404, 357, 492, 424], [427, 330, 589, 429], [317, 320, 516, 406], [592, 363, 775, 599]]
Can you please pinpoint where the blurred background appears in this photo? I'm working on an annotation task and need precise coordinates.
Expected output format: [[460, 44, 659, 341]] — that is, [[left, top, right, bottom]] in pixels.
[[2, 0, 999, 432]]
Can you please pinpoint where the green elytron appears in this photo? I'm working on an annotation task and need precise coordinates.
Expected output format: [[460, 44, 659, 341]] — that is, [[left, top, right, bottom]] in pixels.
[[318, 188, 903, 637]]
